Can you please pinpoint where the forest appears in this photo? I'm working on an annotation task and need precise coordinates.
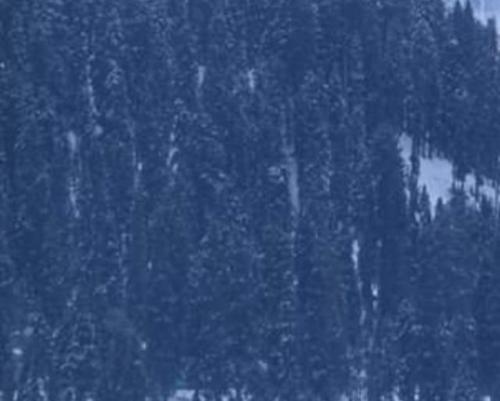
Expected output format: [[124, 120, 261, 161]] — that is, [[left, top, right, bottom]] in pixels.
[[1, 0, 500, 400]]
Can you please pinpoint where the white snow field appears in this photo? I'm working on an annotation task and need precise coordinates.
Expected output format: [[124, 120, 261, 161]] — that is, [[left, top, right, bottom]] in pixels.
[[398, 134, 498, 211]]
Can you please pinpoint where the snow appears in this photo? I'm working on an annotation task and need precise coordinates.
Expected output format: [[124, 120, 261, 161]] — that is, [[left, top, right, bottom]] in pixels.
[[66, 130, 81, 218], [167, 143, 178, 167], [197, 65, 206, 89], [247, 69, 256, 92], [351, 240, 360, 272], [85, 55, 104, 138], [446, 0, 498, 23], [93, 124, 104, 137], [134, 159, 142, 192], [282, 140, 300, 219], [267, 165, 283, 183], [345, 368, 368, 401], [417, 154, 454, 206], [67, 131, 78, 155], [351, 240, 366, 325], [168, 389, 252, 401], [474, 0, 500, 23], [167, 130, 179, 175], [69, 181, 80, 218], [286, 151, 300, 217], [399, 134, 453, 207], [37, 378, 49, 401], [169, 390, 194, 401], [86, 58, 98, 118], [12, 347, 23, 357], [371, 283, 379, 312], [23, 326, 34, 337], [391, 388, 401, 401], [399, 134, 498, 210], [257, 359, 269, 372], [279, 105, 300, 221]]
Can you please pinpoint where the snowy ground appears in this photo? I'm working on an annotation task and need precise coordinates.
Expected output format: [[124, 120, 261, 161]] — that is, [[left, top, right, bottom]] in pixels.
[[398, 134, 498, 211], [167, 390, 252, 401], [168, 390, 195, 401], [168, 390, 493, 401], [446, 0, 500, 25]]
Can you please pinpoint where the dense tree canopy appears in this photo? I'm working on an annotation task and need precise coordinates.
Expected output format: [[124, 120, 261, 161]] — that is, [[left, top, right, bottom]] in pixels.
[[2, 1, 500, 400]]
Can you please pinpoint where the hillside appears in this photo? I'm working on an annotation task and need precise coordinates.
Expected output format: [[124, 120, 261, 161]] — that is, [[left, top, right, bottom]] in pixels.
[[446, 0, 500, 21], [2, 1, 500, 401]]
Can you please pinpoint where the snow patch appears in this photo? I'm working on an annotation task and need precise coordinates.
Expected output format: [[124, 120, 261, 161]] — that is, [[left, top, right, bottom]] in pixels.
[[449, 0, 498, 23], [349, 368, 368, 401], [392, 388, 402, 401], [134, 160, 143, 192], [197, 65, 206, 89], [282, 141, 300, 219], [167, 145, 178, 168], [12, 347, 23, 357], [351, 240, 366, 325], [257, 359, 269, 372], [167, 130, 179, 175], [69, 181, 80, 218], [37, 378, 49, 401], [23, 326, 34, 337], [371, 283, 379, 312], [93, 124, 104, 137], [351, 240, 360, 272], [247, 69, 256, 92], [399, 134, 453, 207], [399, 134, 498, 210], [168, 390, 252, 401], [86, 57, 98, 118], [67, 131, 78, 155], [169, 390, 194, 401]]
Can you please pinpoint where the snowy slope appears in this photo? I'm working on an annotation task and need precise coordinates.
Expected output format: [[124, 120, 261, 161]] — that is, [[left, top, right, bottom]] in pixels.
[[398, 134, 498, 210], [446, 0, 500, 23]]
